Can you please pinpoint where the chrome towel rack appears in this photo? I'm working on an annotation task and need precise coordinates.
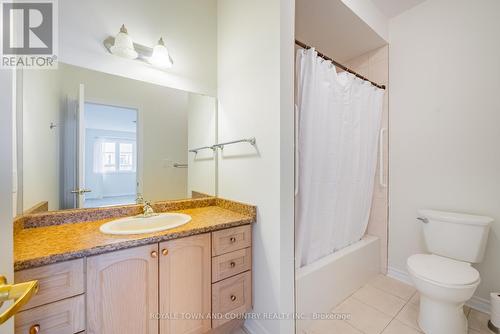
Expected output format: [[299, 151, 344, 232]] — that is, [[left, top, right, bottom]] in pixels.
[[189, 137, 256, 154], [215, 137, 256, 150], [188, 145, 216, 154]]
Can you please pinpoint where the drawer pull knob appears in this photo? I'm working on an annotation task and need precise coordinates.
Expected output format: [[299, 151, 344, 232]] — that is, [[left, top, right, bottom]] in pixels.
[[230, 261, 236, 268], [151, 251, 158, 258], [229, 237, 236, 243], [162, 249, 168, 256], [30, 324, 40, 334], [230, 295, 237, 302]]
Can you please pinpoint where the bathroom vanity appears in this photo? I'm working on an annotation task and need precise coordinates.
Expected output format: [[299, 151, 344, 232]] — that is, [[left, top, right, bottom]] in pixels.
[[13, 198, 255, 334], [12, 24, 258, 333]]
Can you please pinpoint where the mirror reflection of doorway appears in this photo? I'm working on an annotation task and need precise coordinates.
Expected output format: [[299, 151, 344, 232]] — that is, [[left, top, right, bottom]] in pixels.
[[83, 103, 138, 208]]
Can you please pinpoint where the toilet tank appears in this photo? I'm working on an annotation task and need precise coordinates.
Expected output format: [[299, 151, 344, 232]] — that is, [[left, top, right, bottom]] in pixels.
[[418, 209, 493, 263]]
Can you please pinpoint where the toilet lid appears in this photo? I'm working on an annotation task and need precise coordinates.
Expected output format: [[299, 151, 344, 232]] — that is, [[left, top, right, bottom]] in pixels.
[[407, 254, 480, 286]]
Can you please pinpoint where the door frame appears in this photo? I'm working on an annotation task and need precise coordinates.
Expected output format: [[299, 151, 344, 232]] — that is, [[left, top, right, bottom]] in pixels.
[[81, 99, 142, 202]]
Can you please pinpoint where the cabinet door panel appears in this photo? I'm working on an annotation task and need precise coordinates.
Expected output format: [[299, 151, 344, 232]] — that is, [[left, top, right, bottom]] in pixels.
[[87, 245, 159, 334], [159, 234, 211, 334]]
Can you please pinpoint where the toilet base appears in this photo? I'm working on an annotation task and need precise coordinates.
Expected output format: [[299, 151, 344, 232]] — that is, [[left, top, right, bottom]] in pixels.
[[418, 294, 468, 334]]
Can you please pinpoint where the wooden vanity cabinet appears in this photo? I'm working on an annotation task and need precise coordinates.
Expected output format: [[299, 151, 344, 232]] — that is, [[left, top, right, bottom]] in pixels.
[[86, 244, 159, 334], [159, 233, 212, 334], [14, 259, 85, 334], [87, 234, 212, 334], [15, 225, 252, 334], [211, 225, 252, 328]]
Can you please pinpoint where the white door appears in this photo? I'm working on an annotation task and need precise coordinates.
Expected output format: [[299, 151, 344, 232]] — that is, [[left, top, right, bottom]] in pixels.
[[76, 84, 87, 208], [69, 84, 91, 208]]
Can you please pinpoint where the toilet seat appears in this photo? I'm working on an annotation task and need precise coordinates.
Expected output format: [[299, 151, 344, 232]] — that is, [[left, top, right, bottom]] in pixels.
[[408, 254, 480, 287]]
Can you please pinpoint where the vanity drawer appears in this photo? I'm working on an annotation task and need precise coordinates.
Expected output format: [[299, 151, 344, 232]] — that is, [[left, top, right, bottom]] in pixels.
[[212, 271, 252, 328], [15, 295, 85, 334], [15, 259, 85, 311], [212, 225, 251, 256], [212, 248, 252, 282]]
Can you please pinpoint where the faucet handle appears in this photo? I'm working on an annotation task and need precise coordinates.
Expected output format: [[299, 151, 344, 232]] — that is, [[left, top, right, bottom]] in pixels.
[[136, 193, 144, 204], [417, 217, 429, 224]]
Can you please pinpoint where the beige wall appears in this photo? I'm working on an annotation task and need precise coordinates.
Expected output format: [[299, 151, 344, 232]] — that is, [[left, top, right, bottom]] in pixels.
[[389, 0, 500, 309], [217, 0, 295, 332], [187, 94, 217, 197], [22, 70, 61, 211], [345, 45, 389, 273]]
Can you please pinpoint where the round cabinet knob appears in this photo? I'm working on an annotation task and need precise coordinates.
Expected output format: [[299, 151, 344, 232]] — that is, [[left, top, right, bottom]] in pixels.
[[230, 295, 237, 302], [151, 251, 158, 258], [29, 324, 40, 334], [230, 261, 236, 268], [162, 249, 168, 256], [229, 237, 236, 243]]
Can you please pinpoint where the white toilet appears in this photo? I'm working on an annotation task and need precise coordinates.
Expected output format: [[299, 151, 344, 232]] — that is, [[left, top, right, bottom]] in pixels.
[[407, 209, 493, 334]]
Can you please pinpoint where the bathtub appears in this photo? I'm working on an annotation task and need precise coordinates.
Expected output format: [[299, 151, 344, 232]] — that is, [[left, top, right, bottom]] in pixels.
[[296, 235, 380, 331]]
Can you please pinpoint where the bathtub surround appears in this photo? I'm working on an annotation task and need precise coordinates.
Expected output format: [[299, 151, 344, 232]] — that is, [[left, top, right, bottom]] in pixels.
[[296, 236, 380, 332], [389, 0, 500, 310], [345, 45, 390, 273]]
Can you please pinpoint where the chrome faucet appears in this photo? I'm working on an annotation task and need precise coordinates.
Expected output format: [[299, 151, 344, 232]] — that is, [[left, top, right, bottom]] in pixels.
[[140, 201, 157, 218], [136, 193, 145, 204]]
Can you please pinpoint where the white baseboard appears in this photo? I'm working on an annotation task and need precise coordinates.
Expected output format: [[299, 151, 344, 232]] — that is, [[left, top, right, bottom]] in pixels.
[[243, 319, 271, 334], [467, 295, 491, 315], [387, 266, 414, 286], [387, 266, 491, 314]]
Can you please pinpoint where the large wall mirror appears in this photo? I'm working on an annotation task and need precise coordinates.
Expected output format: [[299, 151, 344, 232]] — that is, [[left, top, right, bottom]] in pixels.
[[18, 63, 217, 212]]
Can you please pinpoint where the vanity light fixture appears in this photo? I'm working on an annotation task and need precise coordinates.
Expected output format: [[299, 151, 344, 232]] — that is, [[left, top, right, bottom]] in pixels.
[[103, 26, 174, 69], [109, 25, 138, 59], [149, 37, 173, 69]]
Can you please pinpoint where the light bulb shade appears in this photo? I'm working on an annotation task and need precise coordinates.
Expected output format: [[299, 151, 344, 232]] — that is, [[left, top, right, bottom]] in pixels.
[[110, 27, 138, 59], [149, 42, 173, 68]]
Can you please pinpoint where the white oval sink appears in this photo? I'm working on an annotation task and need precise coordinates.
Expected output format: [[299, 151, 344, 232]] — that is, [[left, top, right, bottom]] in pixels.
[[100, 213, 192, 235]]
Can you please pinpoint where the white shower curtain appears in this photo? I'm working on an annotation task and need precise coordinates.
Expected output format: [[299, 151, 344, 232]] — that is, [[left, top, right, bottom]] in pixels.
[[295, 48, 384, 268]]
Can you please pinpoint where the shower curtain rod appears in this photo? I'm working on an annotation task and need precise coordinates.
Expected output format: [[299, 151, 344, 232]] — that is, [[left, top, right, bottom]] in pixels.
[[295, 39, 386, 90]]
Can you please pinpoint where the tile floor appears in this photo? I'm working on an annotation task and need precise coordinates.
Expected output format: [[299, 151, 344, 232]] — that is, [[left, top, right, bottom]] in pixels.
[[308, 274, 494, 334]]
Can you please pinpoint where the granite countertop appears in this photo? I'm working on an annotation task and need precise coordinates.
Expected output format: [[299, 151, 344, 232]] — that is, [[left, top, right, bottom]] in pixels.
[[14, 199, 256, 271]]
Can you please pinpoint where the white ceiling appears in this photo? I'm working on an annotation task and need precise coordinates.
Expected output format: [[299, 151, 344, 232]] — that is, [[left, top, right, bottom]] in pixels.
[[296, 0, 387, 62], [371, 0, 427, 18], [85, 103, 137, 133]]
